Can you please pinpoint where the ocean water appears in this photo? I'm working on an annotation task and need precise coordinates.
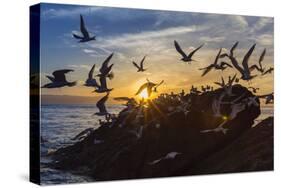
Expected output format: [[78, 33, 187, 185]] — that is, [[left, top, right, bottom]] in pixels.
[[40, 104, 273, 184], [40, 104, 124, 184]]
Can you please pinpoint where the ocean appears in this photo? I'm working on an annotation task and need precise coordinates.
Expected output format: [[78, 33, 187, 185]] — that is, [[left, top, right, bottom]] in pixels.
[[39, 104, 273, 184]]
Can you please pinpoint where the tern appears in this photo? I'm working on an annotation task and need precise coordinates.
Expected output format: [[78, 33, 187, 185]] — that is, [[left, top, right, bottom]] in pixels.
[[199, 48, 232, 77], [84, 64, 99, 87], [262, 67, 274, 76], [42, 69, 76, 88], [96, 53, 114, 80], [221, 42, 257, 81], [95, 92, 110, 116], [174, 40, 204, 63], [250, 48, 266, 74], [132, 56, 147, 72], [73, 14, 96, 43], [258, 93, 274, 104], [135, 79, 158, 97]]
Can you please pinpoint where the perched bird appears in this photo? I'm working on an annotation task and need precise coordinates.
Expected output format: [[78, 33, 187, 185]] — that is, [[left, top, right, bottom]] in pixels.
[[250, 48, 266, 73], [262, 67, 274, 76], [95, 92, 110, 116], [199, 48, 232, 77], [42, 69, 76, 88], [148, 152, 181, 165], [84, 64, 99, 87], [248, 87, 259, 93], [132, 56, 147, 72], [221, 42, 257, 81], [174, 40, 204, 63], [73, 14, 96, 42], [96, 53, 114, 80]]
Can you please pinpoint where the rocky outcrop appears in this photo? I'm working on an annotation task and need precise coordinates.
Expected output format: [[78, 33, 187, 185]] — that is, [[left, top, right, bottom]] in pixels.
[[51, 85, 273, 181]]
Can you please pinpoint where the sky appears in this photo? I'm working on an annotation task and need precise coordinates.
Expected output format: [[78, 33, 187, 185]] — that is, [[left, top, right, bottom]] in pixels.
[[39, 3, 274, 102]]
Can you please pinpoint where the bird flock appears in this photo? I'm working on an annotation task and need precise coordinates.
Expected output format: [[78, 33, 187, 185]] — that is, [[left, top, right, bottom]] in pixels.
[[41, 14, 274, 127]]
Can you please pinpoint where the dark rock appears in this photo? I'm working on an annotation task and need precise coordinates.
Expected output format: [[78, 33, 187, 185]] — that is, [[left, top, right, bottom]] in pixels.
[[51, 85, 270, 181]]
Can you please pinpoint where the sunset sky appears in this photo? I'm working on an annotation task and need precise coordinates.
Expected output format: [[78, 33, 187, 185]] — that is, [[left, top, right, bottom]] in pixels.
[[40, 3, 274, 102]]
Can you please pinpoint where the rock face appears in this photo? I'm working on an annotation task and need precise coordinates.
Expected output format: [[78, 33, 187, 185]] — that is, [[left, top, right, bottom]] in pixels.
[[51, 85, 273, 181]]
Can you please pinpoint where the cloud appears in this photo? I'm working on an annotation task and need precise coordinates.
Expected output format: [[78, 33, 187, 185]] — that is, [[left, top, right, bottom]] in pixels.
[[199, 36, 225, 43], [42, 7, 102, 19], [68, 64, 91, 70]]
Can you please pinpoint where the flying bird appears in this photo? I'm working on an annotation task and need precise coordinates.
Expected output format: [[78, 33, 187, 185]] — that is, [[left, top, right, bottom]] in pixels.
[[199, 48, 232, 77], [84, 64, 99, 87], [95, 92, 110, 116], [96, 53, 114, 80], [93, 76, 113, 93], [262, 67, 274, 76], [135, 79, 158, 97], [73, 14, 96, 42], [174, 40, 204, 63], [248, 87, 259, 93], [153, 80, 164, 92], [221, 42, 257, 81], [42, 69, 76, 88], [249, 48, 266, 74], [258, 93, 274, 104], [132, 56, 147, 72]]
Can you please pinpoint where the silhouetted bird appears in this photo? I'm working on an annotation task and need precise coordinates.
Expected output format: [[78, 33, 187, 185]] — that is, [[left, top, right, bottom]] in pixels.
[[135, 79, 158, 97], [199, 48, 232, 77], [220, 42, 257, 81], [262, 67, 274, 75], [84, 64, 99, 87], [174, 40, 204, 63], [250, 48, 266, 74], [153, 80, 164, 92], [96, 53, 114, 80], [42, 69, 76, 88], [258, 93, 274, 104], [95, 92, 110, 116], [73, 14, 96, 42], [132, 56, 147, 72], [93, 76, 113, 93]]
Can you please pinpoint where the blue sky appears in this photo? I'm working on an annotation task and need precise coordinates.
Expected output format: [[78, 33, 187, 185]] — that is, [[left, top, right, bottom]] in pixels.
[[39, 3, 274, 97]]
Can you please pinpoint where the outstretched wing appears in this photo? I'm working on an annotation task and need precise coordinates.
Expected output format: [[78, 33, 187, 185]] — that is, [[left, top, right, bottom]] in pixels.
[[99, 76, 108, 89], [174, 40, 187, 58], [80, 14, 89, 38], [188, 44, 204, 59], [220, 62, 233, 68], [135, 83, 148, 95], [132, 61, 140, 69], [72, 33, 83, 39], [140, 56, 146, 68], [88, 64, 95, 80], [259, 48, 266, 68], [52, 69, 73, 82], [213, 48, 222, 65], [230, 41, 239, 56], [242, 44, 256, 74], [96, 92, 109, 113], [200, 65, 214, 77], [99, 53, 114, 74], [46, 75, 55, 82]]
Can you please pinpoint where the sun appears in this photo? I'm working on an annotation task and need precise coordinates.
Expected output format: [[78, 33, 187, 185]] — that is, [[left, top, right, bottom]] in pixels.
[[139, 88, 149, 99]]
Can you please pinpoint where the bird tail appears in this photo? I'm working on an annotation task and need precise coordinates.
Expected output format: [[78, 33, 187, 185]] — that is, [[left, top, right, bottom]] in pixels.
[[107, 72, 114, 80]]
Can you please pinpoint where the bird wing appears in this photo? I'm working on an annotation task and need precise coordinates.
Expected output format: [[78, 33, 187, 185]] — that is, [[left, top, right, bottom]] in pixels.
[[200, 65, 214, 77], [135, 83, 148, 95], [214, 48, 222, 65], [188, 44, 204, 59], [99, 53, 114, 74], [249, 65, 260, 72], [132, 61, 141, 69], [230, 41, 239, 56], [220, 61, 233, 68], [174, 40, 187, 58], [52, 69, 73, 82], [242, 44, 256, 74], [140, 56, 146, 68], [96, 92, 109, 113], [228, 55, 244, 75], [46, 75, 55, 82], [80, 14, 89, 38], [259, 48, 266, 69], [88, 64, 95, 80], [99, 75, 108, 89], [72, 33, 83, 39], [229, 74, 237, 85]]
